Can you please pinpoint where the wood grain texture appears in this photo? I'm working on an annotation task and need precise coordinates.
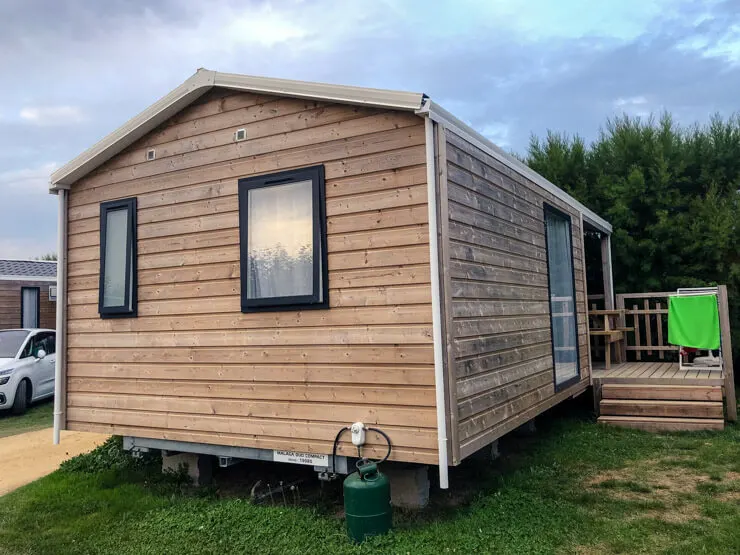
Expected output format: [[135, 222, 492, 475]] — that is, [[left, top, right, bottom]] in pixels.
[[600, 399, 724, 419], [597, 416, 724, 432], [444, 129, 591, 460], [434, 122, 460, 464], [601, 384, 722, 401], [65, 90, 434, 463], [718, 285, 737, 421], [0, 280, 56, 330]]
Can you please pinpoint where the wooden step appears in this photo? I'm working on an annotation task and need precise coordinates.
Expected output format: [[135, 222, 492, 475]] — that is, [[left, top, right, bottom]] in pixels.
[[598, 416, 724, 432], [601, 384, 722, 402], [600, 399, 724, 419]]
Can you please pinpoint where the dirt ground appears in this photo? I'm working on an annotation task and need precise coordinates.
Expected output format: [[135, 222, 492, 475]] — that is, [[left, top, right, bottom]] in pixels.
[[0, 428, 109, 496]]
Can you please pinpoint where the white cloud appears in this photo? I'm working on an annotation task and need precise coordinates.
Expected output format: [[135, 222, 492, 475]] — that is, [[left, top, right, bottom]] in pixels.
[[19, 105, 85, 126], [222, 6, 309, 47], [614, 95, 648, 108], [613, 96, 652, 117], [479, 122, 512, 149], [0, 162, 57, 193]]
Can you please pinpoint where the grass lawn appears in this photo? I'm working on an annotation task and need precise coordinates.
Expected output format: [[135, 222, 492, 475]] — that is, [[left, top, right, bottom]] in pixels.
[[0, 399, 739, 555], [0, 400, 53, 438]]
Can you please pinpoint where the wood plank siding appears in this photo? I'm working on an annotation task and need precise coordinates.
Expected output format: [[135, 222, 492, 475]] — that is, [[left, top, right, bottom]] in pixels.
[[0, 280, 56, 330], [64, 89, 437, 464], [442, 129, 590, 462]]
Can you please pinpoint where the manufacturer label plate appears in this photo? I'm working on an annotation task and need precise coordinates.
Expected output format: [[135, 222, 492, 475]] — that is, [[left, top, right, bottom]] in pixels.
[[273, 450, 329, 466]]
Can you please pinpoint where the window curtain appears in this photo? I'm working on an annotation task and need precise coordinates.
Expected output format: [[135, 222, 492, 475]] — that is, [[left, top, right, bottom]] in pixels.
[[247, 180, 314, 299], [545, 212, 579, 385], [22, 289, 38, 328]]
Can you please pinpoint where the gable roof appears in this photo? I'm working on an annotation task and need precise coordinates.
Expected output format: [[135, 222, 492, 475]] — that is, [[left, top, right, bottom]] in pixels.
[[48, 69, 611, 234], [0, 259, 57, 281], [49, 69, 425, 191]]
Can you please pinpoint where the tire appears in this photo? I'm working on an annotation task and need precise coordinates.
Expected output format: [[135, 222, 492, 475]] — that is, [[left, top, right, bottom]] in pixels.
[[11, 380, 28, 415]]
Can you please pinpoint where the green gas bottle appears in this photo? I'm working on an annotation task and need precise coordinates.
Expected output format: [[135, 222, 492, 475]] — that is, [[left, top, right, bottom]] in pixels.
[[343, 460, 392, 542]]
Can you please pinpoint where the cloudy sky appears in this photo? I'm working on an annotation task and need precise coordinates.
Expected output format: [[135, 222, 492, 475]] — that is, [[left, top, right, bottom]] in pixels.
[[1, 0, 739, 258]]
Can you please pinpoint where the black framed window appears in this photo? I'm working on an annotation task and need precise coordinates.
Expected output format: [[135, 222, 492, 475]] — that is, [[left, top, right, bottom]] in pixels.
[[543, 203, 580, 391], [20, 287, 39, 328], [238, 165, 328, 312], [99, 198, 137, 318]]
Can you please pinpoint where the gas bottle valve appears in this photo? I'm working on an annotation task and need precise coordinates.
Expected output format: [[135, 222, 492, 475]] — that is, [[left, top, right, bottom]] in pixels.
[[350, 422, 366, 446]]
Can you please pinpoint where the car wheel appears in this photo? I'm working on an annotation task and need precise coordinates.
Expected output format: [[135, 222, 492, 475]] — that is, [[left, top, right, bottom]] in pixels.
[[11, 380, 28, 415]]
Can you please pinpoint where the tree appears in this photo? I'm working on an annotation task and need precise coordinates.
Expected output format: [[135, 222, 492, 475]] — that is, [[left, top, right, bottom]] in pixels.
[[36, 253, 58, 261], [526, 112, 740, 367]]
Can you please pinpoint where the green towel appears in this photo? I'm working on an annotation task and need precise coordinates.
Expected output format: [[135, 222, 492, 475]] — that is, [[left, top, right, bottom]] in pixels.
[[668, 295, 720, 350]]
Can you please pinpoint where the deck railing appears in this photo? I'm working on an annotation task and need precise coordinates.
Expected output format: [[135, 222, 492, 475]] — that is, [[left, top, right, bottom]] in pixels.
[[609, 286, 736, 421], [614, 292, 675, 361]]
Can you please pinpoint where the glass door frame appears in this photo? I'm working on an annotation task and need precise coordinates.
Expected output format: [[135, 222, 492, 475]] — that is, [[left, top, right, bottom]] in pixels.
[[543, 203, 581, 392]]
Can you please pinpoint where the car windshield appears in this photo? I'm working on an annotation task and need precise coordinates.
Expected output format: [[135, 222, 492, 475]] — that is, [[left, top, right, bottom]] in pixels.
[[0, 330, 30, 358]]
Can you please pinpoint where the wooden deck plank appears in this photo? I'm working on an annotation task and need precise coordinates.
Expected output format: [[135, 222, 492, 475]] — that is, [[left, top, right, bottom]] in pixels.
[[601, 384, 722, 402], [653, 363, 675, 379], [635, 362, 655, 377], [598, 416, 724, 432], [600, 399, 724, 419], [638, 362, 661, 378], [599, 377, 725, 386], [627, 362, 648, 378], [603, 362, 634, 377], [663, 365, 681, 379], [592, 361, 724, 386], [648, 363, 665, 378], [644, 363, 662, 377], [611, 365, 634, 378], [602, 364, 628, 378], [624, 362, 649, 378]]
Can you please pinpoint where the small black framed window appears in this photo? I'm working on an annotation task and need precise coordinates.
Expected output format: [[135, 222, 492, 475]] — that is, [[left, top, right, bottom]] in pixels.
[[99, 198, 137, 318], [20, 287, 40, 328], [238, 165, 328, 312]]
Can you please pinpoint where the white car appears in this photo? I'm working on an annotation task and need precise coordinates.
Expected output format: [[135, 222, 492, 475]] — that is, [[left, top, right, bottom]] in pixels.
[[0, 329, 56, 415]]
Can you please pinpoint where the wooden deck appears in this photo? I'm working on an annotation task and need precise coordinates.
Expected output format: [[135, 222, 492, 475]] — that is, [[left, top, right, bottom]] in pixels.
[[593, 362, 726, 431], [592, 361, 724, 386]]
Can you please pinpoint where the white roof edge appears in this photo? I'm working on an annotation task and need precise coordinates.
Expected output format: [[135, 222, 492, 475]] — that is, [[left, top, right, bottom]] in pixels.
[[46, 67, 611, 236], [49, 69, 424, 191], [0, 258, 57, 263], [50, 69, 216, 191], [212, 71, 425, 110], [421, 100, 612, 234], [0, 276, 57, 282]]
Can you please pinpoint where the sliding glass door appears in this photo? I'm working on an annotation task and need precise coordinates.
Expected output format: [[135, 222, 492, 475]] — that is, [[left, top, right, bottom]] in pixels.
[[544, 205, 580, 388]]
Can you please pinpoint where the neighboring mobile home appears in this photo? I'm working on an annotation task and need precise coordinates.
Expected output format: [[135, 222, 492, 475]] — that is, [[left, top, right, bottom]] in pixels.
[[0, 260, 57, 330], [48, 70, 613, 488]]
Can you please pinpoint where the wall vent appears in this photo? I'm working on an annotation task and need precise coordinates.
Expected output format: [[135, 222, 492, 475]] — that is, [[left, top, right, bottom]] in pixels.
[[146, 148, 156, 161], [235, 128, 247, 141]]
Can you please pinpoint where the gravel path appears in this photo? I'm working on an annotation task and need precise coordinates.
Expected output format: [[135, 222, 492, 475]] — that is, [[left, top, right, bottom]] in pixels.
[[0, 428, 109, 495]]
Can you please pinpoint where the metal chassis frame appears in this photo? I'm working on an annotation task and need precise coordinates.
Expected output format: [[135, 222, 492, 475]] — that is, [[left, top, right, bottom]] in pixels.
[[122, 436, 349, 474]]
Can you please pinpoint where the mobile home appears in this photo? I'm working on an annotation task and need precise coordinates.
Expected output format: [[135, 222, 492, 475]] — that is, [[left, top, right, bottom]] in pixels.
[[49, 70, 613, 487], [0, 259, 57, 330]]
